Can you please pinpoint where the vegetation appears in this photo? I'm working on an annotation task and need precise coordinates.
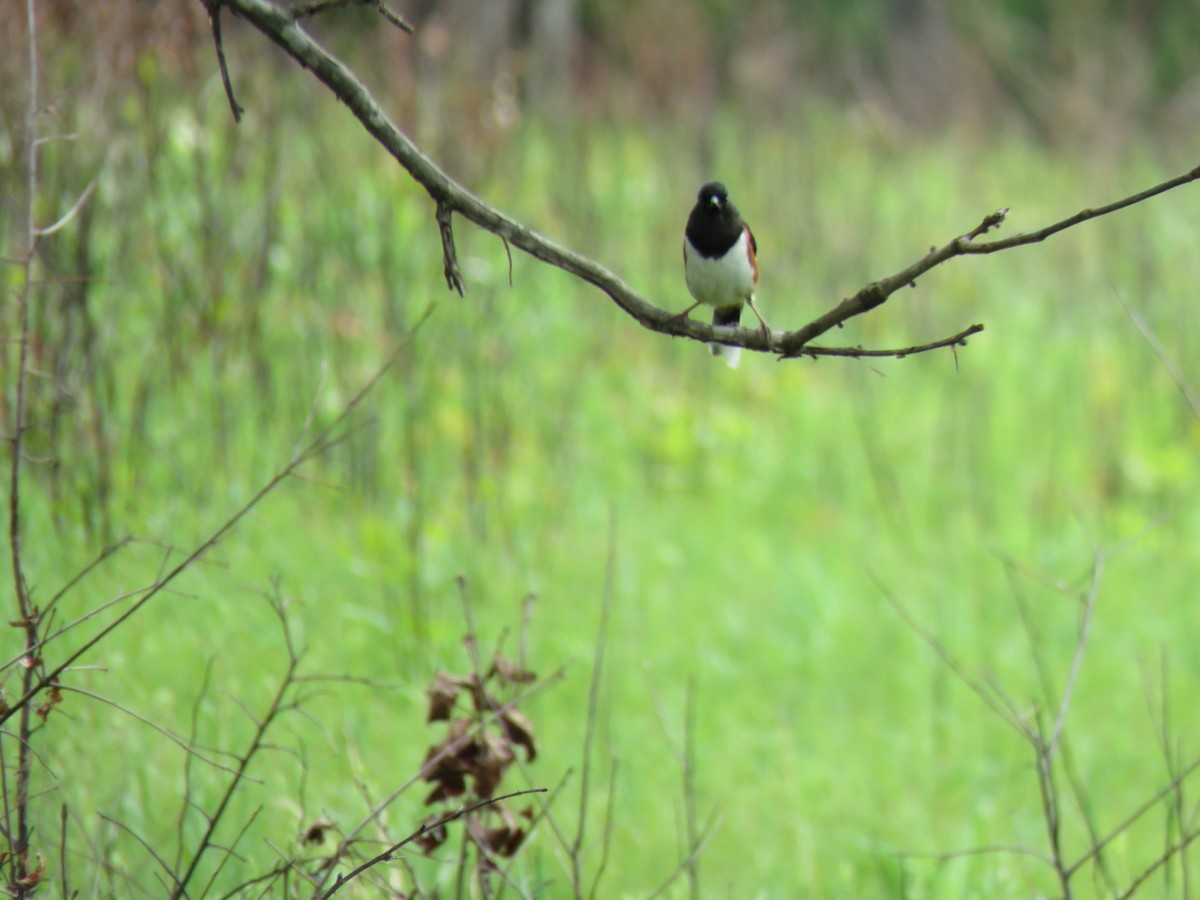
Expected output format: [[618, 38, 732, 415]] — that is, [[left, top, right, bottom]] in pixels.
[[5, 3, 1200, 897]]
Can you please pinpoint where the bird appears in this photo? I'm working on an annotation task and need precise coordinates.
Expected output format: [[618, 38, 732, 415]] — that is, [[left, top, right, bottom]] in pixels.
[[678, 181, 769, 368]]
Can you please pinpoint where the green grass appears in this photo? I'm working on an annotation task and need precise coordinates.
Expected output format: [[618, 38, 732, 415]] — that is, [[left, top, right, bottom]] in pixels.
[[9, 86, 1200, 898]]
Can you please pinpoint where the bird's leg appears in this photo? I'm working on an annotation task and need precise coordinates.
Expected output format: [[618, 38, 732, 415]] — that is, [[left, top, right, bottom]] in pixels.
[[668, 300, 703, 324], [746, 298, 771, 337]]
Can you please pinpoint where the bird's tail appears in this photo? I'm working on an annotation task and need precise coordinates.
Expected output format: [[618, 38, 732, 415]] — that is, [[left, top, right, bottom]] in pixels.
[[710, 304, 742, 369]]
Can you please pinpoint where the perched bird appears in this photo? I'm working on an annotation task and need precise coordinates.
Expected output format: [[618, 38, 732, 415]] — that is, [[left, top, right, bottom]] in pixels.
[[678, 181, 769, 368]]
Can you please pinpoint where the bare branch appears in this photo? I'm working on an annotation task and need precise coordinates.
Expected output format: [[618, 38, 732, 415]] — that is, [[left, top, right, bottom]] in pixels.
[[1119, 290, 1200, 422], [34, 178, 95, 237], [291, 0, 413, 32], [202, 1, 243, 122], [318, 788, 548, 899], [436, 199, 466, 296], [786, 324, 984, 360]]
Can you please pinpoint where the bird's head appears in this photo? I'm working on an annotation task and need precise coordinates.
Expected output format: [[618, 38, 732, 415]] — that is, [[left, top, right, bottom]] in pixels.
[[697, 181, 729, 212]]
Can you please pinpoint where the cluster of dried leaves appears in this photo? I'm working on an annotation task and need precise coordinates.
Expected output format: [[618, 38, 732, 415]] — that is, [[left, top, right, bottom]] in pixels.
[[416, 655, 539, 867]]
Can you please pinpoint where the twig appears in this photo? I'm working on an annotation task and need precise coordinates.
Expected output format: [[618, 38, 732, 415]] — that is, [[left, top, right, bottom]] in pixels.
[[59, 803, 70, 900], [97, 814, 183, 894], [894, 843, 1054, 866], [1066, 751, 1200, 878], [1047, 549, 1104, 758], [171, 598, 302, 899], [290, 0, 413, 32], [587, 761, 618, 900], [1116, 826, 1200, 900], [436, 199, 466, 296], [873, 575, 1031, 739], [1118, 289, 1200, 422], [318, 789, 548, 899], [56, 686, 239, 776], [203, 1, 243, 122], [569, 509, 616, 896], [784, 323, 984, 360], [682, 680, 699, 900], [644, 809, 721, 900]]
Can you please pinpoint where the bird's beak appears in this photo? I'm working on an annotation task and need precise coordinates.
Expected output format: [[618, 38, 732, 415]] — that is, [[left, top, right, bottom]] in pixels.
[[709, 196, 722, 209]]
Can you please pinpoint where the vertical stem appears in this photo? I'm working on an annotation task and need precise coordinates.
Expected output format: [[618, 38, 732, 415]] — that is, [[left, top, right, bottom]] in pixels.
[[9, 1, 43, 892]]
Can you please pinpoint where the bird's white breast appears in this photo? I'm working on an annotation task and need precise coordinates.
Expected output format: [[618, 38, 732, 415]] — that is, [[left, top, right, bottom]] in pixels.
[[684, 230, 756, 308]]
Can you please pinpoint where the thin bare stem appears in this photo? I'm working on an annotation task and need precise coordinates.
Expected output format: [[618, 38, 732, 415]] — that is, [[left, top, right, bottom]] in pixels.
[[1048, 550, 1105, 758], [570, 510, 616, 896], [171, 605, 302, 899], [1119, 290, 1200, 423], [318, 789, 548, 900]]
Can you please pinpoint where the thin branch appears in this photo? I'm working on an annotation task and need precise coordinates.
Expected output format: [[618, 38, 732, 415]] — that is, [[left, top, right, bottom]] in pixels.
[[1067, 751, 1200, 878], [644, 809, 721, 900], [56, 686, 240, 777], [172, 600, 302, 899], [1118, 290, 1200, 422], [785, 323, 984, 360], [570, 509, 616, 895], [291, 0, 413, 32], [59, 803, 71, 900], [96, 814, 183, 895], [1048, 549, 1105, 758], [1116, 825, 1200, 900], [873, 574, 1032, 739], [9, 3, 45, 890], [33, 178, 95, 237], [436, 199, 466, 296], [895, 843, 1054, 867], [318, 789, 548, 900], [587, 761, 618, 900], [203, 1, 243, 122]]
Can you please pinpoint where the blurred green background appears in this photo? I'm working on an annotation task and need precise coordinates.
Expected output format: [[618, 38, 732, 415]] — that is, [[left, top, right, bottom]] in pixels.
[[3, 0, 1200, 896]]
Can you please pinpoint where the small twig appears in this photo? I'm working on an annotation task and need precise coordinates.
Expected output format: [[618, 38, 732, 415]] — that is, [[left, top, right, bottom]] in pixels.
[[587, 761, 618, 900], [318, 789, 547, 899], [682, 680, 699, 900], [1031, 715, 1071, 898], [873, 574, 1032, 739], [436, 199, 466, 296], [56, 686, 239, 776], [59, 803, 70, 900], [204, 1, 244, 122], [171, 596, 303, 899], [1047, 549, 1105, 759], [1066, 752, 1200, 878], [1118, 289, 1200, 422], [644, 809, 721, 900], [34, 179, 95, 237], [785, 324, 984, 360], [1116, 826, 1200, 900], [290, 0, 413, 32], [97, 814, 183, 894], [894, 843, 1054, 867], [570, 508, 616, 896]]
